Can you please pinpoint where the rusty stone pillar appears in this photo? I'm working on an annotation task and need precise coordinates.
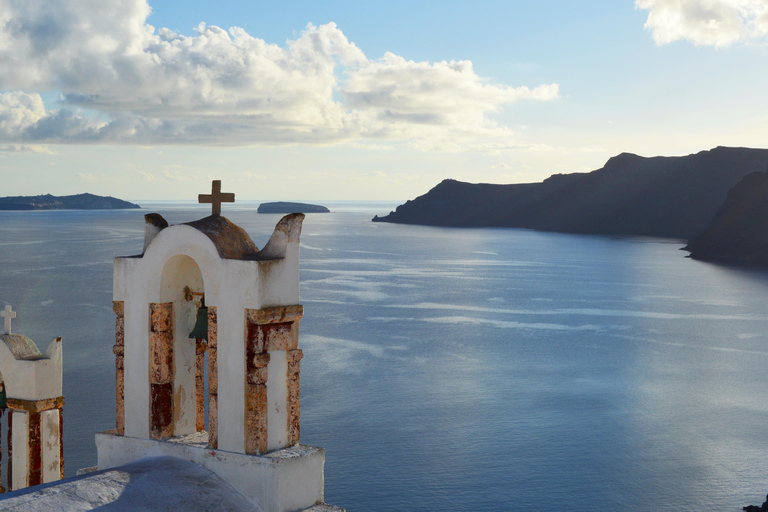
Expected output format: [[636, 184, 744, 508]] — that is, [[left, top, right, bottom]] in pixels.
[[58, 407, 64, 480], [0, 410, 4, 494], [245, 320, 269, 455], [6, 397, 64, 490], [27, 412, 41, 487], [286, 348, 304, 446], [7, 409, 11, 491], [244, 305, 303, 454], [195, 339, 207, 432], [149, 302, 174, 440], [207, 306, 218, 449], [113, 301, 125, 435]]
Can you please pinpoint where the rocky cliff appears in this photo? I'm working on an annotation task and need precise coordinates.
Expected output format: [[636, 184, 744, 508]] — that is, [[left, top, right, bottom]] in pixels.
[[683, 172, 768, 266], [373, 147, 768, 240]]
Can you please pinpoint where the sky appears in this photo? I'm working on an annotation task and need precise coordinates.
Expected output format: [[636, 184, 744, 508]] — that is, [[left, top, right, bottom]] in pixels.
[[1, 0, 767, 201]]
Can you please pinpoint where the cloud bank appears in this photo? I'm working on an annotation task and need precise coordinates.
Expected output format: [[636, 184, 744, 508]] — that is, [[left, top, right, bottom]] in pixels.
[[0, 0, 558, 149], [636, 0, 768, 46]]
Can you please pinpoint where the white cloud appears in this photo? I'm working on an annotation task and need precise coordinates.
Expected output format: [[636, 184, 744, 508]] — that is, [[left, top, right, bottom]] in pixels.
[[0, 143, 52, 153], [0, 0, 558, 149], [636, 0, 768, 46]]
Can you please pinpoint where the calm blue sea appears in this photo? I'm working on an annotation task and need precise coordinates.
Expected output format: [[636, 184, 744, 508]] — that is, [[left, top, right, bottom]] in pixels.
[[1, 202, 768, 511]]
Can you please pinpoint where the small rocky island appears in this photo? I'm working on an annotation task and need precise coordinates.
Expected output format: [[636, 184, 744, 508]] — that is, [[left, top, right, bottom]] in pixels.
[[257, 201, 329, 214], [0, 193, 140, 210]]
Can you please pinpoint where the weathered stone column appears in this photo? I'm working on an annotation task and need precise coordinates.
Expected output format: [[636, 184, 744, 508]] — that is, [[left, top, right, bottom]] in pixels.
[[7, 409, 12, 491], [149, 302, 174, 440], [244, 305, 303, 455], [113, 301, 125, 435], [195, 339, 207, 432], [245, 322, 269, 455], [207, 306, 218, 449], [286, 348, 303, 445], [0, 410, 5, 494], [6, 397, 64, 491]]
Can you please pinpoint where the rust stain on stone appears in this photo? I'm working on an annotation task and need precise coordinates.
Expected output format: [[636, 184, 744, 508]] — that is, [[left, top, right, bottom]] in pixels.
[[247, 367, 268, 386], [150, 382, 173, 439], [244, 312, 273, 454], [208, 394, 218, 449], [246, 304, 303, 325], [7, 410, 12, 490], [59, 408, 64, 480], [287, 349, 303, 445], [267, 323, 294, 351], [115, 368, 125, 435], [245, 383, 268, 455], [113, 301, 125, 435], [150, 302, 173, 332], [7, 397, 65, 414], [150, 331, 174, 384], [28, 412, 42, 487], [149, 303, 174, 440], [195, 339, 207, 432], [207, 307, 218, 449]]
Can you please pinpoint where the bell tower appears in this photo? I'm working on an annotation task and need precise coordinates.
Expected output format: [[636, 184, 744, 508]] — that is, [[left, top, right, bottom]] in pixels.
[[0, 306, 64, 492], [97, 181, 330, 512]]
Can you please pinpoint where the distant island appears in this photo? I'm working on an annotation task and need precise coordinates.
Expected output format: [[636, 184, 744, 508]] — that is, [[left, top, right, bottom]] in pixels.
[[0, 193, 140, 210], [257, 201, 329, 214], [374, 146, 768, 240]]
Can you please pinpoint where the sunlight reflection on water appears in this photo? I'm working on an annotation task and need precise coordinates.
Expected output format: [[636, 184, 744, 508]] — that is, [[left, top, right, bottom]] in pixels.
[[1, 205, 767, 511]]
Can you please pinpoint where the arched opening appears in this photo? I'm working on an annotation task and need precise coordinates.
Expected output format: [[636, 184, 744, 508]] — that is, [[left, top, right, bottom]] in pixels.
[[154, 254, 211, 440]]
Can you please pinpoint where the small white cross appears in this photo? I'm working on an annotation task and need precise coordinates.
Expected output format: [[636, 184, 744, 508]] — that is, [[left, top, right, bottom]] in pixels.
[[1, 305, 16, 335]]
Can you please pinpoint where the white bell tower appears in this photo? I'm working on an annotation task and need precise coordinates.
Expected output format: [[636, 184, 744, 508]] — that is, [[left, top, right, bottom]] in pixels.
[[97, 181, 332, 512]]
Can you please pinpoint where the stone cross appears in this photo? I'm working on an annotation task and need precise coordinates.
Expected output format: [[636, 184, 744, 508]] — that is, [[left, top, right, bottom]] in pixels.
[[2, 305, 16, 335], [199, 180, 235, 216]]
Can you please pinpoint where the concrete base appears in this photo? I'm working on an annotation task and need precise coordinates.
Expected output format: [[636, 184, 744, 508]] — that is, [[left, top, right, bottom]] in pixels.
[[96, 431, 325, 512]]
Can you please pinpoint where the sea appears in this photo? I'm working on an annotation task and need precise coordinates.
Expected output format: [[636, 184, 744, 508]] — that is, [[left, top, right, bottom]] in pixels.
[[1, 201, 768, 511]]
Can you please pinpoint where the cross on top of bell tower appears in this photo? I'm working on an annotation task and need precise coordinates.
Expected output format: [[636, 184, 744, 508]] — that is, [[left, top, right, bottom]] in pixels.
[[198, 180, 235, 216], [2, 304, 16, 335]]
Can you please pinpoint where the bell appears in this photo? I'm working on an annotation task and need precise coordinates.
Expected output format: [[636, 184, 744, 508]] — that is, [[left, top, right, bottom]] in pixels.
[[189, 305, 208, 340], [0, 382, 6, 410]]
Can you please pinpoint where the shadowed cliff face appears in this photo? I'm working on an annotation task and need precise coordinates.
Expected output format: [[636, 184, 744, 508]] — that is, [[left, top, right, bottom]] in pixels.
[[684, 171, 768, 267], [373, 146, 768, 239]]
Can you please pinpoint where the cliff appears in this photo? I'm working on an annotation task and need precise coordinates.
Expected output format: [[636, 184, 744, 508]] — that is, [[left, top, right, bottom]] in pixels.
[[373, 146, 768, 240], [683, 172, 768, 266], [0, 193, 140, 210]]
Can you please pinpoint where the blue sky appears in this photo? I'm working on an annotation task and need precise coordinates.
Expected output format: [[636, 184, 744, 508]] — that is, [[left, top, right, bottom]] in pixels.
[[1, 0, 767, 201]]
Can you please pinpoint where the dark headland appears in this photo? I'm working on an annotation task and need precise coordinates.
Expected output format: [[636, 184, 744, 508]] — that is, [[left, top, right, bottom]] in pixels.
[[375, 146, 768, 235], [684, 171, 768, 267], [0, 193, 140, 210], [257, 201, 329, 214]]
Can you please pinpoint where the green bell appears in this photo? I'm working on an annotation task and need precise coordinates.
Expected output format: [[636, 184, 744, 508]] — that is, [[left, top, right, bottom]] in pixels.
[[0, 382, 6, 410], [189, 305, 208, 340]]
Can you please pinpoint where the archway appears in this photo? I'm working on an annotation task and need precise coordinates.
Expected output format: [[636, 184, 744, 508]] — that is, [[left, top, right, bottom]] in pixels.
[[153, 254, 207, 439]]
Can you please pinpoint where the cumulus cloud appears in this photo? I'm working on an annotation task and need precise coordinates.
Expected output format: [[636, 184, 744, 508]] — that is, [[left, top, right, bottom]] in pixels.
[[636, 0, 768, 46], [0, 0, 558, 149]]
